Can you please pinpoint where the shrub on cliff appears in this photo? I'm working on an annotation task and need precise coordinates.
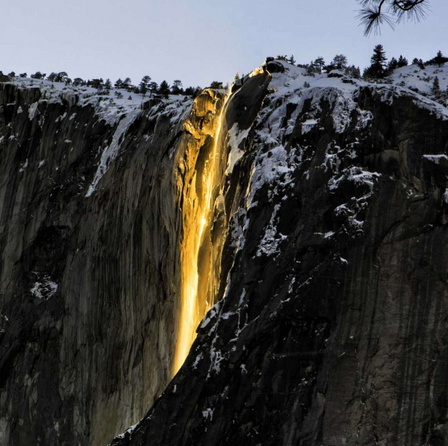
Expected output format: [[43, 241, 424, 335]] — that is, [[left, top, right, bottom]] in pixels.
[[31, 71, 45, 79], [210, 81, 224, 89]]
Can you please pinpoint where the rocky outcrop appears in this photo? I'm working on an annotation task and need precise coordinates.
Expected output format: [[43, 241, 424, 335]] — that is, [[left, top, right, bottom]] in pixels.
[[111, 64, 448, 446]]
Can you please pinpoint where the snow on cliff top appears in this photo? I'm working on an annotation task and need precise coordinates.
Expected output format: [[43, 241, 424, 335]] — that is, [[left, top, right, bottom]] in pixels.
[[258, 60, 448, 120], [2, 76, 193, 126], [390, 64, 448, 94], [229, 60, 448, 256], [1, 76, 194, 197]]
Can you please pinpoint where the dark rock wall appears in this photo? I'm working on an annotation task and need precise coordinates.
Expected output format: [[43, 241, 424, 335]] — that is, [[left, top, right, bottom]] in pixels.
[[0, 84, 224, 445], [3, 64, 448, 446], [111, 72, 448, 446]]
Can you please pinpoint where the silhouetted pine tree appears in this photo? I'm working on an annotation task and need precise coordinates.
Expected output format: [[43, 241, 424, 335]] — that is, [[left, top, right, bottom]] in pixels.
[[397, 55, 408, 67], [148, 82, 159, 95], [159, 80, 170, 97], [364, 44, 388, 79], [435, 51, 445, 66], [171, 80, 183, 94], [387, 57, 398, 73], [332, 54, 348, 70]]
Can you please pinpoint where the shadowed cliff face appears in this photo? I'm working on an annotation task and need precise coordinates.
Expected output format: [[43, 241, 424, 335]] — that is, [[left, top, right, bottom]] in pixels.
[[2, 61, 448, 446], [0, 83, 229, 445], [110, 64, 448, 446]]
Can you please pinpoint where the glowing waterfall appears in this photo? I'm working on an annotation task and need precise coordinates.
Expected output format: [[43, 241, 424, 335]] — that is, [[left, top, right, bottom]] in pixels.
[[172, 92, 229, 375]]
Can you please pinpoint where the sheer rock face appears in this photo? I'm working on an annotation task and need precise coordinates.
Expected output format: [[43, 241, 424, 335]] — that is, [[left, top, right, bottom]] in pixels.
[[111, 67, 448, 446], [0, 84, 226, 446], [2, 62, 448, 446]]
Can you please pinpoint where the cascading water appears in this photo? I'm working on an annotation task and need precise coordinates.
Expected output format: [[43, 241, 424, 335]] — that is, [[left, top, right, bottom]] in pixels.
[[172, 90, 230, 375]]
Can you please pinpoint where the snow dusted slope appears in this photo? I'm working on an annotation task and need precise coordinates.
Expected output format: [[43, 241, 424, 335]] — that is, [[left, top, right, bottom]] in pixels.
[[112, 60, 448, 446], [391, 63, 448, 96]]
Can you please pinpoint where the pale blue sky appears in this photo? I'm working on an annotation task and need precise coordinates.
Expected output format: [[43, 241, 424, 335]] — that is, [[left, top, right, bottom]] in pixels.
[[1, 0, 446, 89]]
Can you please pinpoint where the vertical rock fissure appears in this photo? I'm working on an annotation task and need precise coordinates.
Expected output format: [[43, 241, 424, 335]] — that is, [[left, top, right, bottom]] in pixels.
[[172, 91, 230, 375]]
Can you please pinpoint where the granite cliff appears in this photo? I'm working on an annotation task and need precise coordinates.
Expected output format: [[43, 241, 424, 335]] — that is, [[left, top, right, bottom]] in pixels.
[[1, 60, 448, 446]]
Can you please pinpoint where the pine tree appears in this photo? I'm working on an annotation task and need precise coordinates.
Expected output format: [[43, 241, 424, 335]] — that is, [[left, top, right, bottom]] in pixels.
[[364, 44, 387, 79], [159, 80, 170, 97], [387, 57, 398, 73], [435, 51, 445, 67], [345, 65, 361, 79], [193, 87, 202, 98], [90, 78, 104, 89], [104, 79, 112, 90], [123, 78, 132, 91], [307, 57, 326, 75], [55, 72, 68, 82], [412, 58, 425, 70], [171, 80, 183, 94], [148, 82, 159, 95], [139, 75, 151, 96], [313, 57, 325, 73], [115, 78, 124, 89], [306, 63, 317, 76], [432, 76, 441, 97], [332, 54, 348, 70], [397, 55, 408, 67]]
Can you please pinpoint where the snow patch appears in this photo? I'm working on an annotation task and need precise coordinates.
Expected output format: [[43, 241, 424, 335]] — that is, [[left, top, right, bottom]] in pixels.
[[302, 119, 318, 133], [28, 102, 39, 120], [86, 109, 140, 197], [225, 123, 250, 175], [30, 276, 58, 300], [115, 423, 138, 440], [256, 203, 287, 258], [423, 154, 448, 164], [202, 408, 214, 421]]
